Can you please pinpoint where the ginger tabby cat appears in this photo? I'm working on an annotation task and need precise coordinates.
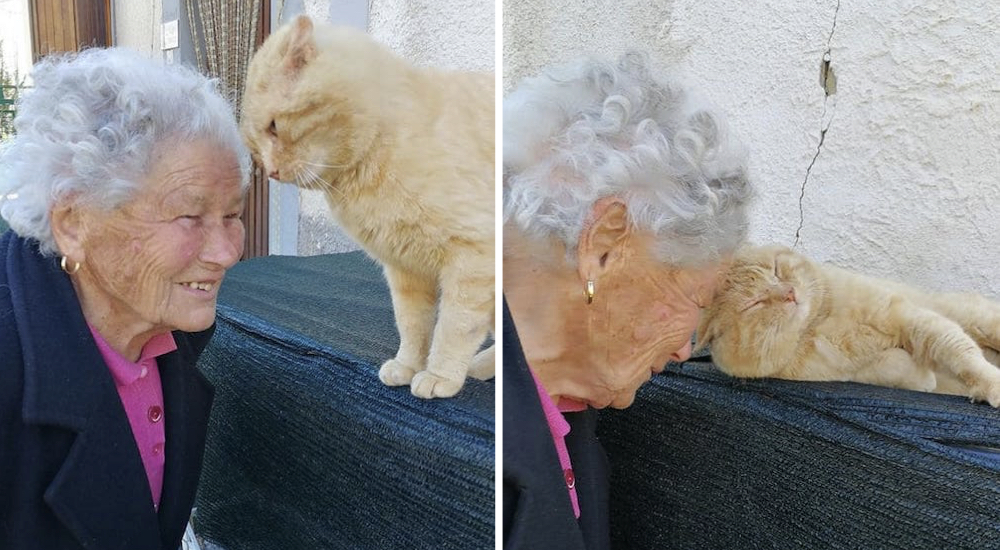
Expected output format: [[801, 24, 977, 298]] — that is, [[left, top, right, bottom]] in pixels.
[[697, 245, 1000, 407], [241, 16, 494, 398]]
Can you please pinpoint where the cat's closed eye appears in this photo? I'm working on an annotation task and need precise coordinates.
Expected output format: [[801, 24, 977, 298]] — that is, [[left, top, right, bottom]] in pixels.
[[267, 120, 277, 137]]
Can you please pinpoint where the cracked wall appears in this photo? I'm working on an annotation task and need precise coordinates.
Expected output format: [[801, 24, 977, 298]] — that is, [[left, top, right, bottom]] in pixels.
[[505, 0, 1000, 296]]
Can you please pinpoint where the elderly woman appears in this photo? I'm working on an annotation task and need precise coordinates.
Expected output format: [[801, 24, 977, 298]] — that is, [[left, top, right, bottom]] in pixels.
[[502, 52, 754, 548], [0, 48, 248, 550]]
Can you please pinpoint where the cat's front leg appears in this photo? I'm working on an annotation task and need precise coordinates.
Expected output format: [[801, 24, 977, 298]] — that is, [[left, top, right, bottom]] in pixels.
[[379, 266, 437, 387], [411, 255, 494, 398], [893, 299, 1000, 407]]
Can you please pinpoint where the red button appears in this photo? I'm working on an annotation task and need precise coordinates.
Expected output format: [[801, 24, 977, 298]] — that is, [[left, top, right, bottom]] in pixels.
[[564, 469, 576, 489], [148, 405, 163, 423]]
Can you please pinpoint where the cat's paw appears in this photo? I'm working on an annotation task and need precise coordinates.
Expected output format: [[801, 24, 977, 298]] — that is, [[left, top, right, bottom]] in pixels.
[[379, 358, 421, 386], [985, 382, 1000, 408], [410, 371, 464, 399], [968, 379, 1000, 408]]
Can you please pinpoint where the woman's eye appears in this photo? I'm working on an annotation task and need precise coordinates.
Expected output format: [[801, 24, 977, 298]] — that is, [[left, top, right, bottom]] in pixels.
[[267, 120, 277, 136], [225, 212, 242, 220]]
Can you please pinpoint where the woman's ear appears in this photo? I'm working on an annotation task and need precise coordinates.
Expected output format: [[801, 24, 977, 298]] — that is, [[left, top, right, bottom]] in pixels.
[[49, 203, 87, 262], [576, 197, 630, 284]]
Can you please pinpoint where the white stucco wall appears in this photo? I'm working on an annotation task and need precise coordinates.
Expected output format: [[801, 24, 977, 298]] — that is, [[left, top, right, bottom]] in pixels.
[[369, 0, 494, 71], [113, 0, 163, 57], [504, 1, 1000, 298], [292, 0, 495, 255], [0, 0, 33, 82]]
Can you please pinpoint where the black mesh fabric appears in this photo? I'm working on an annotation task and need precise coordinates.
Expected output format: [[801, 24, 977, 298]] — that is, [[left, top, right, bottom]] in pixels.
[[193, 252, 495, 550], [598, 362, 1000, 549]]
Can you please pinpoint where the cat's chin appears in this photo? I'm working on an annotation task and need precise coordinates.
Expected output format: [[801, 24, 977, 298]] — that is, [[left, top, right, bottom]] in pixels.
[[791, 301, 811, 322]]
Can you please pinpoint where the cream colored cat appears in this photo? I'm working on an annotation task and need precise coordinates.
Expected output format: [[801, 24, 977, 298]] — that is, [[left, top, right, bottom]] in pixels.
[[696, 245, 1000, 406], [241, 16, 495, 399]]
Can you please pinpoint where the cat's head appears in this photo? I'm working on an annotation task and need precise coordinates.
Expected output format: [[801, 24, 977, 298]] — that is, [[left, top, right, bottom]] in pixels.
[[696, 245, 826, 369], [240, 15, 395, 189]]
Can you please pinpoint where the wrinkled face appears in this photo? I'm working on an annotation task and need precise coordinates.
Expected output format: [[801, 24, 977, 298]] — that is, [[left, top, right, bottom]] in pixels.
[[698, 245, 819, 352], [583, 235, 723, 409], [77, 139, 246, 334]]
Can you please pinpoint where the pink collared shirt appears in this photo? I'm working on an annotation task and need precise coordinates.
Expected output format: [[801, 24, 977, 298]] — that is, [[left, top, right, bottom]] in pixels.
[[529, 368, 587, 519], [89, 325, 177, 510]]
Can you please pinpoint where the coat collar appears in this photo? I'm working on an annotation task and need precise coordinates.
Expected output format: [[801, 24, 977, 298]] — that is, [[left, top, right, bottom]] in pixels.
[[4, 233, 214, 549]]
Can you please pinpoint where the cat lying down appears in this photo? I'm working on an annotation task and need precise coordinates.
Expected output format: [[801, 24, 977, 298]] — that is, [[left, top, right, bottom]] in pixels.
[[696, 245, 1000, 407]]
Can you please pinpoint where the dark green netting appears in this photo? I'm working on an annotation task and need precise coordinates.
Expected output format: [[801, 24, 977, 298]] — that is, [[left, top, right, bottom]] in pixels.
[[194, 252, 494, 550], [599, 362, 1000, 549]]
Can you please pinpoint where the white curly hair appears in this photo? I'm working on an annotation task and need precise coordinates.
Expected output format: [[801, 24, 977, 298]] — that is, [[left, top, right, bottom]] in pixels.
[[503, 51, 754, 266], [0, 47, 250, 256]]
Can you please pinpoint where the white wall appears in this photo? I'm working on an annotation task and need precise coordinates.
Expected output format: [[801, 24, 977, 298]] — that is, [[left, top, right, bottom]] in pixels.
[[369, 0, 494, 71], [113, 0, 163, 57], [0, 0, 33, 82], [504, 0, 1000, 298]]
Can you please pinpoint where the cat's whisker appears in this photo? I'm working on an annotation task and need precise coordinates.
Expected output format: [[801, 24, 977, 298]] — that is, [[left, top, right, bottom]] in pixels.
[[294, 171, 317, 191], [302, 166, 345, 199], [304, 160, 349, 170]]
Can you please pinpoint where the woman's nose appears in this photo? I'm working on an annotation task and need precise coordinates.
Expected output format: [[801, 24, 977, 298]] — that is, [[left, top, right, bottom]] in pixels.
[[670, 339, 693, 362], [200, 221, 244, 268]]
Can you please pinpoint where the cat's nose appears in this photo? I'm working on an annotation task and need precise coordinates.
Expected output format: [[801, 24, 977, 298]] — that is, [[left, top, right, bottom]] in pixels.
[[268, 169, 280, 180], [784, 287, 797, 303]]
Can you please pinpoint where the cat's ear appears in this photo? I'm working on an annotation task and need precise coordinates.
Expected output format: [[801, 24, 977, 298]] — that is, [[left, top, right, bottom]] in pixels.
[[284, 15, 318, 74], [577, 197, 629, 283]]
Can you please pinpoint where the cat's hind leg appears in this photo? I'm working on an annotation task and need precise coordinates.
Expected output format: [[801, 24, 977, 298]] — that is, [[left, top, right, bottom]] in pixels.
[[468, 343, 495, 381], [411, 253, 494, 398], [379, 266, 437, 387], [893, 299, 1000, 406], [468, 310, 497, 380]]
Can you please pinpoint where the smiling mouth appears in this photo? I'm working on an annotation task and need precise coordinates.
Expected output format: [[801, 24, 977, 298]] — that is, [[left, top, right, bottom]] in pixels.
[[180, 281, 216, 292]]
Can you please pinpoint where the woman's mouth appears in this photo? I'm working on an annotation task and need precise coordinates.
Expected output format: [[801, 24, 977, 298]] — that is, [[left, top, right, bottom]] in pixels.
[[179, 280, 219, 295]]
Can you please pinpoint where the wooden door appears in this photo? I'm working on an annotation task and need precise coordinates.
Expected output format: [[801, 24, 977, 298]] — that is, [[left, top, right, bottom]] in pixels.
[[30, 0, 110, 61]]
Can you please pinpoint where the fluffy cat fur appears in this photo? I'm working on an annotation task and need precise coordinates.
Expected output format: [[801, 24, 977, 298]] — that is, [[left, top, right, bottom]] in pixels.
[[241, 15, 495, 398], [696, 245, 1000, 407]]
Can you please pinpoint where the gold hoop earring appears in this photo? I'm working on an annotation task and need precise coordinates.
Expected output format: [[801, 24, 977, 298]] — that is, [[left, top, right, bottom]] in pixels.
[[60, 256, 81, 275], [585, 280, 595, 304]]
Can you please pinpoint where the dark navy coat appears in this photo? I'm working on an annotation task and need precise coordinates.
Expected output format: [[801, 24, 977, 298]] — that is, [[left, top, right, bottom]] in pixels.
[[502, 300, 612, 550], [0, 231, 215, 550]]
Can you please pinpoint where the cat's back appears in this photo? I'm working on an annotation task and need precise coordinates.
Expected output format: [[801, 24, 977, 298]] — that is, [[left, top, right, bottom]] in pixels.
[[404, 66, 494, 157]]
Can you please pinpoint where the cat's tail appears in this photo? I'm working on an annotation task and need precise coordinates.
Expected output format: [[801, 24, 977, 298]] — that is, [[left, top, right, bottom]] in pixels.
[[468, 344, 495, 380]]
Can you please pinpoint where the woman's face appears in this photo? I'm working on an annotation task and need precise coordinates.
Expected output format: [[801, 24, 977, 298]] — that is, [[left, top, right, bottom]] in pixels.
[[581, 234, 722, 409], [76, 138, 245, 336]]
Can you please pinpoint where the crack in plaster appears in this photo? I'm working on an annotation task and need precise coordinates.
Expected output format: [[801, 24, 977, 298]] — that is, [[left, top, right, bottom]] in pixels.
[[794, 0, 841, 247]]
